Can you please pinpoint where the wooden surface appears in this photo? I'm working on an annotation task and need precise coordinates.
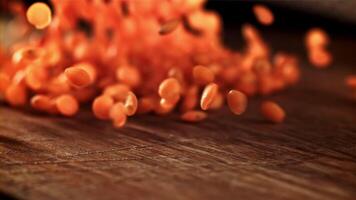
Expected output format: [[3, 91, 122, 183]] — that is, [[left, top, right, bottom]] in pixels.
[[0, 33, 356, 199]]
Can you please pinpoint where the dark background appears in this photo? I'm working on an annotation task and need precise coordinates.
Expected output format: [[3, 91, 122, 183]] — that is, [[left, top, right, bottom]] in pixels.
[[4, 0, 356, 37]]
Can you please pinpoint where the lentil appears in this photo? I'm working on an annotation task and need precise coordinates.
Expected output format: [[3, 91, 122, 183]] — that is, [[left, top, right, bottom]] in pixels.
[[260, 101, 285, 123]]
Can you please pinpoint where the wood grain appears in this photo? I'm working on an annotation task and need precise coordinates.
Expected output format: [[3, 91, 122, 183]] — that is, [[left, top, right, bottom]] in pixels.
[[0, 23, 356, 200], [0, 64, 355, 200]]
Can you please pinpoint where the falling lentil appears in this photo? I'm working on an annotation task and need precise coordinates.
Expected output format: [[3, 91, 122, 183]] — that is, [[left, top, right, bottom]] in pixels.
[[305, 28, 332, 68], [200, 83, 218, 110], [26, 2, 52, 29], [227, 90, 247, 115], [260, 101, 285, 123], [193, 65, 215, 85], [253, 4, 274, 26]]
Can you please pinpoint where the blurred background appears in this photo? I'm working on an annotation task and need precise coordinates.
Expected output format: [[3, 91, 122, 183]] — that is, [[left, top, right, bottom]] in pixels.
[[205, 0, 356, 68], [1, 0, 356, 66]]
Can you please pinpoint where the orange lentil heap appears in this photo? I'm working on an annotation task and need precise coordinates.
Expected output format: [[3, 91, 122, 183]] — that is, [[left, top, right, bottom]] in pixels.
[[0, 1, 302, 127]]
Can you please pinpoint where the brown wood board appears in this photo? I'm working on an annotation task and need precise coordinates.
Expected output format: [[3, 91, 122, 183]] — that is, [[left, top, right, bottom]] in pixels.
[[0, 24, 356, 200]]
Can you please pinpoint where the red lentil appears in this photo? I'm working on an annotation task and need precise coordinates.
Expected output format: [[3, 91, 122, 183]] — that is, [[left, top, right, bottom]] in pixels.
[[260, 101, 285, 123], [345, 75, 356, 89], [116, 65, 141, 88], [181, 110, 207, 122], [305, 28, 332, 68], [26, 2, 52, 29], [200, 83, 218, 110], [156, 98, 176, 115], [209, 92, 224, 110], [159, 19, 180, 35], [5, 83, 27, 107], [305, 28, 329, 48], [193, 65, 215, 85], [92, 95, 114, 120], [103, 84, 130, 102], [253, 4, 274, 26], [227, 90, 247, 115], [55, 94, 79, 116], [65, 63, 96, 88], [25, 63, 47, 90], [30, 94, 51, 112], [124, 92, 138, 116], [110, 102, 127, 128], [158, 78, 181, 102], [308, 49, 332, 68]]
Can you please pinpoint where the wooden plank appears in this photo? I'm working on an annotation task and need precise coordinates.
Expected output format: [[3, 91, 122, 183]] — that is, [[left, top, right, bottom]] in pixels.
[[0, 64, 355, 200], [1, 6, 356, 198]]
